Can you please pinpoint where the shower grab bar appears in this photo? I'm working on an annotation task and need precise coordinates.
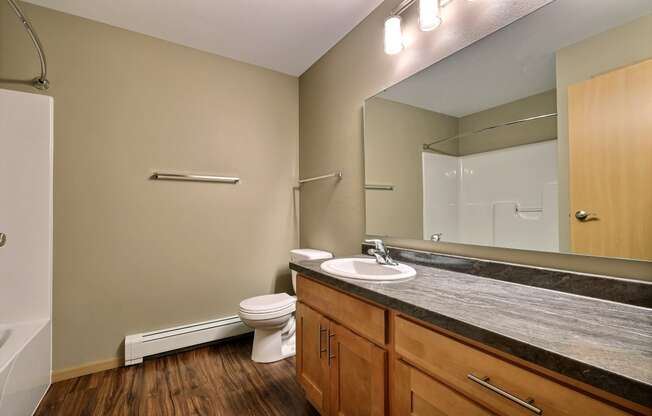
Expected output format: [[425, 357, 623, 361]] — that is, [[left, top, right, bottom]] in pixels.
[[151, 172, 240, 184], [6, 0, 49, 90], [298, 172, 342, 184], [365, 184, 394, 190], [516, 206, 543, 213]]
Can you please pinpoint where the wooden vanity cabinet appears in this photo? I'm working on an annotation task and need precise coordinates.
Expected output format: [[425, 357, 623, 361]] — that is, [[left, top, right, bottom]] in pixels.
[[296, 275, 647, 416], [394, 316, 634, 416], [296, 301, 386, 416], [296, 276, 387, 416]]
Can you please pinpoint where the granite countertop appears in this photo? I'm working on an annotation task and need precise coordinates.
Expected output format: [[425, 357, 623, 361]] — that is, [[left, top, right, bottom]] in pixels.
[[290, 256, 652, 408]]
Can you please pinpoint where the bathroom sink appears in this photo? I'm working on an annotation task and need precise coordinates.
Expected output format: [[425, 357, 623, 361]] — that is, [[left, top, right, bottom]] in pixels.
[[320, 258, 416, 281]]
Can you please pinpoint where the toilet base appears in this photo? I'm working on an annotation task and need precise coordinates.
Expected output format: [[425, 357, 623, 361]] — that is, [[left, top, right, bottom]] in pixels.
[[251, 328, 296, 363]]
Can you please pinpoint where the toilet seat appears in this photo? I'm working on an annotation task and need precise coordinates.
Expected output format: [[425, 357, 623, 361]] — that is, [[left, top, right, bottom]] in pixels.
[[239, 293, 296, 320], [239, 303, 295, 321]]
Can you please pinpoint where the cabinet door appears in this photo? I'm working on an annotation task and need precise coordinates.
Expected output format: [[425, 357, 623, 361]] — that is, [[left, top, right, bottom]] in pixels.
[[328, 322, 386, 416], [296, 302, 330, 415], [395, 360, 494, 415]]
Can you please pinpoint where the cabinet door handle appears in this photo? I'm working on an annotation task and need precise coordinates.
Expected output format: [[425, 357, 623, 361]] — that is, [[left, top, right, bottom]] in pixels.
[[467, 374, 542, 415], [327, 330, 336, 366], [319, 325, 327, 357]]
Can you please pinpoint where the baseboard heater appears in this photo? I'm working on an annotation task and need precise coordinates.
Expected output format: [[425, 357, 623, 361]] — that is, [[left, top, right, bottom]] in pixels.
[[124, 315, 251, 366]]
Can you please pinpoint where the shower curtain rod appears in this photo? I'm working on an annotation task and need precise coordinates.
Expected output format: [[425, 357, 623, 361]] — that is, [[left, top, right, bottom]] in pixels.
[[6, 0, 49, 90], [423, 112, 557, 150]]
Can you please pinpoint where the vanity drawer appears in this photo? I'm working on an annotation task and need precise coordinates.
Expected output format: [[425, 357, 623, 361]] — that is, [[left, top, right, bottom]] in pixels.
[[394, 316, 630, 416], [395, 360, 494, 415], [296, 275, 386, 345]]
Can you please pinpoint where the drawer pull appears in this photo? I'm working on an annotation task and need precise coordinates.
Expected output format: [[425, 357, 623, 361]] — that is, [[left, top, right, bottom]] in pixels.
[[468, 374, 542, 415], [319, 326, 327, 357], [328, 331, 336, 366]]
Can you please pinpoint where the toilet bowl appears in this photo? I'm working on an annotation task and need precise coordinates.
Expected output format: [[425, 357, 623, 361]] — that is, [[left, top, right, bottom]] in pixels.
[[239, 248, 332, 363], [239, 293, 297, 363]]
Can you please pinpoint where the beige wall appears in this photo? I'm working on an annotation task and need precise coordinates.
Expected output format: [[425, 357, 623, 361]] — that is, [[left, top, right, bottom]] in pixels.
[[299, 0, 652, 281], [1, 2, 299, 370], [458, 89, 557, 155], [556, 14, 652, 253], [364, 97, 457, 239]]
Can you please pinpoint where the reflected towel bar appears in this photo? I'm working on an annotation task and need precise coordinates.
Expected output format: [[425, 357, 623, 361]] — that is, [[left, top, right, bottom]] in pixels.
[[298, 172, 342, 184], [365, 184, 394, 190], [152, 172, 240, 184]]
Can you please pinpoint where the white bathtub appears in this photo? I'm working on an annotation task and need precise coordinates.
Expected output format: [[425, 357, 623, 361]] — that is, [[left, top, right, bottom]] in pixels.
[[0, 320, 51, 415]]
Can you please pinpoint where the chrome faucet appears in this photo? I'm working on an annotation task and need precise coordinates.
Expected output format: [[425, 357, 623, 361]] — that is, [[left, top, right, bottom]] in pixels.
[[365, 239, 398, 266]]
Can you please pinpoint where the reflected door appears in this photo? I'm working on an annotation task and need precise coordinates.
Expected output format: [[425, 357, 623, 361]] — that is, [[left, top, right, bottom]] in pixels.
[[568, 59, 652, 260]]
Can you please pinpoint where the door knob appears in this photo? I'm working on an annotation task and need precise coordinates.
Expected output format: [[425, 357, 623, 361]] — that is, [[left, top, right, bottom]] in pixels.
[[575, 210, 596, 221], [431, 233, 443, 242], [0, 233, 6, 247]]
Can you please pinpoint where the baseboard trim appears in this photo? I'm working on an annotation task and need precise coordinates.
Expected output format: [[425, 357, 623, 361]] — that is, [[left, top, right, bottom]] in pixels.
[[51, 357, 122, 382]]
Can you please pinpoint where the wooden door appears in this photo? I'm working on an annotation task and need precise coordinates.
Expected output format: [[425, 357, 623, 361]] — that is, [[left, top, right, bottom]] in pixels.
[[394, 360, 495, 415], [568, 59, 652, 260], [328, 322, 386, 416], [296, 302, 330, 415]]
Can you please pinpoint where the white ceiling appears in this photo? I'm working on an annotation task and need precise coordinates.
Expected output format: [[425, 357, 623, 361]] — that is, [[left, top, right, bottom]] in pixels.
[[378, 0, 652, 117], [23, 0, 384, 76]]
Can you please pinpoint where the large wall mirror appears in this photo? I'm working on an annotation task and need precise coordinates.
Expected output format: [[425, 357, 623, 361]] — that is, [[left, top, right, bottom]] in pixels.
[[364, 2, 652, 262]]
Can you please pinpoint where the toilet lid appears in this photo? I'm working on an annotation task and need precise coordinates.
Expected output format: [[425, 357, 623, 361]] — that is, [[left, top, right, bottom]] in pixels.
[[239, 293, 295, 313]]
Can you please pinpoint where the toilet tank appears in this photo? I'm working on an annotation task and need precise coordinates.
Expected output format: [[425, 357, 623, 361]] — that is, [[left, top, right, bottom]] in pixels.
[[290, 249, 332, 293]]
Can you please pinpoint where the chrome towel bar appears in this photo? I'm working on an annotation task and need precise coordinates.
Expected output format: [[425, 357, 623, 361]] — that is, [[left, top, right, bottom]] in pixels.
[[298, 172, 342, 184], [152, 172, 240, 184], [365, 184, 394, 191]]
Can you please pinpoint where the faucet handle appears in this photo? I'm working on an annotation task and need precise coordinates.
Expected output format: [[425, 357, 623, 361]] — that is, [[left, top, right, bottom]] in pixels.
[[430, 233, 443, 242], [365, 239, 385, 251]]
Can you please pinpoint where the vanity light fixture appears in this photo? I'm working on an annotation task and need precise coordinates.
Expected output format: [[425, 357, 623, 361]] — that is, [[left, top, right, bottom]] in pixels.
[[385, 0, 462, 55], [384, 15, 404, 55], [419, 0, 442, 31]]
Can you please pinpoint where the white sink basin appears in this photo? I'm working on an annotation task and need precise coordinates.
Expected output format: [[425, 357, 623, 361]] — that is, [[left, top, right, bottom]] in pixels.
[[320, 258, 416, 281]]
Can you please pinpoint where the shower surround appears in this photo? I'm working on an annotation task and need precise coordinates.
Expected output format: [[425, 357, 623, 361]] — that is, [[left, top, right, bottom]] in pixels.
[[423, 140, 559, 251], [0, 89, 52, 414]]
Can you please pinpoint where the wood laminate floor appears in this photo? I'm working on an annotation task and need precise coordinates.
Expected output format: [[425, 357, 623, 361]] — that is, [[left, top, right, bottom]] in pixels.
[[36, 336, 319, 416]]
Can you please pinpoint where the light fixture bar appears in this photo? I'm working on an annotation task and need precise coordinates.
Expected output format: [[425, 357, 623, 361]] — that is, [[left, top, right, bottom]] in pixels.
[[391, 0, 417, 16], [392, 0, 452, 17], [385, 0, 455, 55]]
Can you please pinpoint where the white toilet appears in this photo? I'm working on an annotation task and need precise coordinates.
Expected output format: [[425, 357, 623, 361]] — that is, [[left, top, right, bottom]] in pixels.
[[238, 249, 333, 363]]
